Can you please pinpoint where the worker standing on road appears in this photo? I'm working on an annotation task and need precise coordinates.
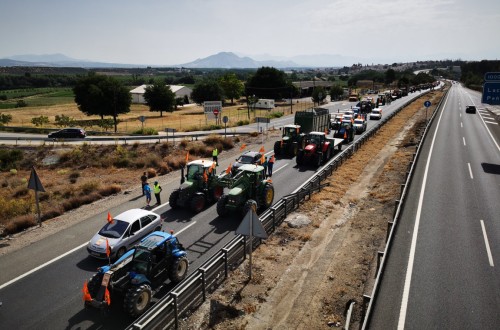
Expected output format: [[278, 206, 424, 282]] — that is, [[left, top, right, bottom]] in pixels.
[[144, 183, 152, 206], [212, 147, 219, 166], [262, 157, 268, 178], [153, 181, 162, 205], [268, 154, 275, 178], [140, 172, 147, 196]]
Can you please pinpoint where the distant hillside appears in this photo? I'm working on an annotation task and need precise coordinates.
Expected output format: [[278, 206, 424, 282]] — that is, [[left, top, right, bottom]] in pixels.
[[178, 52, 298, 69], [0, 54, 144, 68]]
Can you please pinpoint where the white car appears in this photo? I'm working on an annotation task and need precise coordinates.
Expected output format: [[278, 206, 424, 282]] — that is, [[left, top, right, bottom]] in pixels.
[[370, 108, 382, 120], [87, 209, 163, 260]]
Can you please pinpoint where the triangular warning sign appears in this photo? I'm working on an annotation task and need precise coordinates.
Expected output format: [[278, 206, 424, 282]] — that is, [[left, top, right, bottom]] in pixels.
[[236, 208, 268, 239], [28, 167, 45, 192]]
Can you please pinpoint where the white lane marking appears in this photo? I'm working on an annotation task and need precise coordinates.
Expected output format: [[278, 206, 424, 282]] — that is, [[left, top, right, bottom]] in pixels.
[[463, 137, 466, 146], [468, 163, 473, 179], [480, 220, 494, 267], [484, 120, 498, 125], [461, 122, 463, 128], [0, 204, 192, 290], [469, 99, 500, 152], [459, 113, 462, 118], [174, 221, 197, 236], [273, 163, 288, 174], [152, 202, 169, 212], [0, 241, 88, 290], [398, 87, 449, 330]]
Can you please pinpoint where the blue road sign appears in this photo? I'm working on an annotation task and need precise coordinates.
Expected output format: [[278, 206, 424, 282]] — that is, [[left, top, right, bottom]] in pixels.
[[482, 82, 500, 105], [424, 100, 431, 107], [484, 72, 500, 82]]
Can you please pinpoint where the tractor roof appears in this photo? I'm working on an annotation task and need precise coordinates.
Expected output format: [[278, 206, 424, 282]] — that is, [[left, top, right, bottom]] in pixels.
[[284, 124, 300, 128], [188, 159, 216, 168], [238, 164, 265, 173], [138, 231, 174, 250], [309, 131, 326, 136]]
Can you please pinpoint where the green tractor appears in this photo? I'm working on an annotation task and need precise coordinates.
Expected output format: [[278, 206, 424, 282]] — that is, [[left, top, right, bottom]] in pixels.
[[216, 164, 274, 217], [169, 159, 224, 213], [83, 231, 188, 317], [274, 124, 303, 157]]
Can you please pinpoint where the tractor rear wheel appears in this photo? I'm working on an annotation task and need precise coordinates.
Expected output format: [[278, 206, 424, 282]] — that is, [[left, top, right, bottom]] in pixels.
[[323, 148, 331, 163], [124, 284, 152, 317], [169, 190, 180, 209], [169, 256, 189, 283], [216, 194, 229, 217], [315, 152, 322, 166], [273, 141, 281, 155], [190, 194, 206, 213], [211, 185, 224, 202]]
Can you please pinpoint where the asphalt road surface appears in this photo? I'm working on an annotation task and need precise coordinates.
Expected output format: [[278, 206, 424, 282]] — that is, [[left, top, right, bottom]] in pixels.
[[367, 84, 500, 329], [0, 89, 434, 329]]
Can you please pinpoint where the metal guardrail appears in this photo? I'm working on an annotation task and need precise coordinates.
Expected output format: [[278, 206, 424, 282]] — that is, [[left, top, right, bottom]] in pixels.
[[360, 87, 449, 329], [127, 91, 434, 330]]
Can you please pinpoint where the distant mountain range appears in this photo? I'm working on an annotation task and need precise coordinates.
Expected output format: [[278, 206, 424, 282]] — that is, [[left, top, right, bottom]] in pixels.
[[0, 52, 361, 69]]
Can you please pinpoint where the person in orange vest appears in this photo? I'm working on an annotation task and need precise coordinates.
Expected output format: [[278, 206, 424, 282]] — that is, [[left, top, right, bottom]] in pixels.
[[267, 154, 275, 177]]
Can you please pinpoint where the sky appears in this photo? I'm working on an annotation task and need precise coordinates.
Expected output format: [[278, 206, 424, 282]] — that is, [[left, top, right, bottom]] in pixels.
[[1, 0, 499, 66]]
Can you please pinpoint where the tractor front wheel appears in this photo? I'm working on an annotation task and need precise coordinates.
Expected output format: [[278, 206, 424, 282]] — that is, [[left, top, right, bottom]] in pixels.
[[124, 284, 152, 317], [273, 141, 281, 156], [216, 194, 229, 217], [296, 150, 304, 165], [190, 194, 206, 213], [169, 190, 180, 209], [169, 256, 189, 283], [260, 184, 274, 210]]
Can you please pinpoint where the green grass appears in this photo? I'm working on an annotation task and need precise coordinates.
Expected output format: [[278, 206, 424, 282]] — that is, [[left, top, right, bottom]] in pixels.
[[0, 88, 75, 107]]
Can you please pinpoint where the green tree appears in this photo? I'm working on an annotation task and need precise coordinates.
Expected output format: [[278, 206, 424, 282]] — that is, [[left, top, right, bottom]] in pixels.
[[311, 87, 327, 105], [31, 115, 49, 127], [191, 80, 225, 104], [385, 69, 396, 85], [143, 81, 176, 117], [219, 73, 243, 105], [0, 113, 13, 126], [329, 85, 344, 101], [73, 73, 131, 132], [245, 66, 292, 100], [54, 114, 75, 127]]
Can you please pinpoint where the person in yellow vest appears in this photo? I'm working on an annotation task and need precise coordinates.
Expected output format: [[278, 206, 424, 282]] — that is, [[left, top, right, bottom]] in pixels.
[[212, 147, 219, 166], [153, 181, 162, 205]]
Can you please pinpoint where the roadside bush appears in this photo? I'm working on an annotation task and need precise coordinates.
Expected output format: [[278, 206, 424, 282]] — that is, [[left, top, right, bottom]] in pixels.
[[0, 149, 23, 170], [158, 163, 171, 175], [41, 206, 64, 221], [146, 168, 157, 178], [0, 196, 33, 222], [164, 155, 183, 169], [236, 120, 250, 126], [132, 127, 158, 135], [98, 184, 121, 197], [79, 181, 100, 195], [3, 215, 36, 234], [268, 111, 283, 119], [13, 187, 29, 198]]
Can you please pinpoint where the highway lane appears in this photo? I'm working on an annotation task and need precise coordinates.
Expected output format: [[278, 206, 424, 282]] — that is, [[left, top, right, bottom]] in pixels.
[[0, 89, 431, 329], [368, 84, 500, 329]]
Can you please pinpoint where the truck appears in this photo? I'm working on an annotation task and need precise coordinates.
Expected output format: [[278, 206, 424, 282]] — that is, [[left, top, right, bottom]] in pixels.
[[296, 131, 343, 167], [169, 159, 224, 213], [216, 164, 274, 217], [274, 108, 332, 157], [83, 231, 188, 317]]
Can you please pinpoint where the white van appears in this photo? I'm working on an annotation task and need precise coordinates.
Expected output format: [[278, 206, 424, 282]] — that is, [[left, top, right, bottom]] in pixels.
[[370, 108, 382, 120]]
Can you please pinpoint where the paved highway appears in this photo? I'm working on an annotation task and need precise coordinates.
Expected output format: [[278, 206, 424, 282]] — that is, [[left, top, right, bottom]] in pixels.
[[368, 84, 500, 329], [0, 89, 432, 329]]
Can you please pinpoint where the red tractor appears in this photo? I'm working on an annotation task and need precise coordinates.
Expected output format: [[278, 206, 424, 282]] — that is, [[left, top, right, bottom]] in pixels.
[[296, 131, 343, 167]]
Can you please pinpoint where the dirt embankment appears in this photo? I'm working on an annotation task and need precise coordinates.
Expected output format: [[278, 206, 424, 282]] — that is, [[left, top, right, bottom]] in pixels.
[[180, 90, 445, 329]]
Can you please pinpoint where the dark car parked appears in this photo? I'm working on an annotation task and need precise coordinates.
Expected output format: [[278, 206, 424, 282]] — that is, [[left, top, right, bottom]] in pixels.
[[465, 105, 476, 114], [48, 128, 86, 139], [232, 151, 263, 174]]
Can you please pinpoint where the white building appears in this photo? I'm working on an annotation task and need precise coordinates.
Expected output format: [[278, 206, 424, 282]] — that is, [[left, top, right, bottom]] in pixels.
[[130, 85, 193, 104]]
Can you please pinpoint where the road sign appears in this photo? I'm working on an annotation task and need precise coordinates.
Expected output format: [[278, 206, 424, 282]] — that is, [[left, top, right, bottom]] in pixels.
[[222, 116, 228, 124], [424, 100, 431, 108], [213, 108, 219, 116], [482, 82, 500, 105], [165, 128, 176, 133], [28, 167, 45, 192], [256, 117, 270, 123], [484, 72, 500, 82], [138, 116, 146, 123], [204, 101, 222, 119], [236, 208, 268, 239]]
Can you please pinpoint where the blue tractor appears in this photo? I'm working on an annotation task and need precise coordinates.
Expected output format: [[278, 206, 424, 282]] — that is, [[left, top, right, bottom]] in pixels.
[[83, 231, 188, 317]]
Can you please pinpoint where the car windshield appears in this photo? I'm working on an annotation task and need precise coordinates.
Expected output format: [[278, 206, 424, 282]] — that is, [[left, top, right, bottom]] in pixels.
[[354, 120, 363, 124], [98, 220, 129, 238], [237, 155, 254, 164], [284, 127, 297, 137]]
